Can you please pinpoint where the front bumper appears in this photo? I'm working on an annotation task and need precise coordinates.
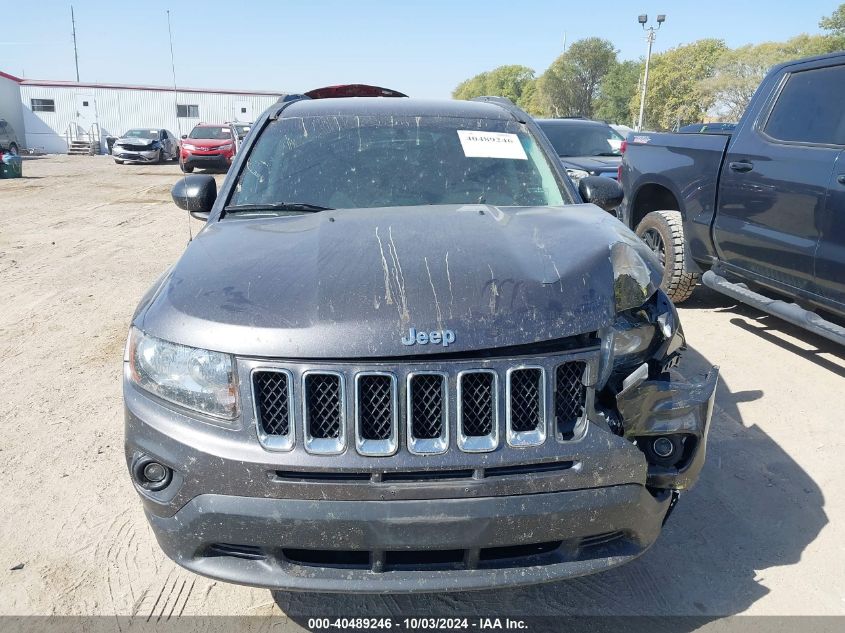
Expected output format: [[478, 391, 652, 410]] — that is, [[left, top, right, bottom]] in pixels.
[[181, 152, 231, 168], [114, 148, 158, 163], [147, 485, 670, 593]]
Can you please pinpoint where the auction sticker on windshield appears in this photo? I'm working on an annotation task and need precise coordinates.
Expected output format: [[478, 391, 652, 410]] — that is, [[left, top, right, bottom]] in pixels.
[[457, 130, 527, 160]]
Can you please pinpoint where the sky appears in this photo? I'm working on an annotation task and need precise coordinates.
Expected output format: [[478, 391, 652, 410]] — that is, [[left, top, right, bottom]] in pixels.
[[2, 0, 840, 98]]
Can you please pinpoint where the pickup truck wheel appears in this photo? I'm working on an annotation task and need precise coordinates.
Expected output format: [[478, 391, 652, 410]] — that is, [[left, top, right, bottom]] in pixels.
[[635, 210, 699, 303]]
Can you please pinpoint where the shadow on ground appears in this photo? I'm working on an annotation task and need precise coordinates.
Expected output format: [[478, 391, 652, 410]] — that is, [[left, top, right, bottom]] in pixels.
[[683, 285, 845, 374], [273, 337, 826, 631]]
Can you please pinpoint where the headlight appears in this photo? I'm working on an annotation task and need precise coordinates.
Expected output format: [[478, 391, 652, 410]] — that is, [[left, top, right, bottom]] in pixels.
[[566, 168, 590, 183], [181, 143, 197, 150], [217, 143, 233, 150], [126, 327, 238, 420]]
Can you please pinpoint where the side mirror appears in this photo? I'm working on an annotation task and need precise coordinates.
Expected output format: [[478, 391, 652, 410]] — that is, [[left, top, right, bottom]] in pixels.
[[171, 175, 217, 220], [181, 134, 188, 139], [578, 176, 623, 213]]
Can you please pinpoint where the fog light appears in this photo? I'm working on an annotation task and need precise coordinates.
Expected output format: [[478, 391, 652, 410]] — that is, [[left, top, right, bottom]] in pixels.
[[652, 436, 675, 458], [142, 461, 167, 483], [133, 456, 173, 491]]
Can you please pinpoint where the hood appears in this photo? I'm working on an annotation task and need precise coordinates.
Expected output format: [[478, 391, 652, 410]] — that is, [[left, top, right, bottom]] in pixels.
[[140, 204, 639, 358], [116, 136, 156, 146], [183, 138, 231, 148], [560, 155, 621, 173]]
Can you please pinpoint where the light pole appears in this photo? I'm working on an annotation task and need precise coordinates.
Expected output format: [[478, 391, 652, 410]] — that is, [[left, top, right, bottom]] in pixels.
[[636, 13, 665, 131]]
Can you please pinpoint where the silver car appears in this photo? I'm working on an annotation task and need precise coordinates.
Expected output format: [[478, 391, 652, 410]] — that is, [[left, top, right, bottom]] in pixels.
[[113, 128, 178, 164]]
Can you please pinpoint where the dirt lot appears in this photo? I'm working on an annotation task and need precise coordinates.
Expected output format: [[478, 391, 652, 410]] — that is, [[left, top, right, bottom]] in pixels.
[[1, 156, 844, 625]]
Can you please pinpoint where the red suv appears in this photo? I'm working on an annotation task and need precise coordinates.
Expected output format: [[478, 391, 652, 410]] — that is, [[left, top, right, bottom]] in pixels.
[[179, 123, 237, 172]]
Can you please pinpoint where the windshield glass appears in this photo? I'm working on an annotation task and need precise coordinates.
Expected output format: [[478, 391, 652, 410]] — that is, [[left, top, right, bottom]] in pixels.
[[188, 126, 233, 140], [123, 129, 158, 139], [229, 115, 568, 210], [234, 124, 251, 138], [540, 122, 624, 157]]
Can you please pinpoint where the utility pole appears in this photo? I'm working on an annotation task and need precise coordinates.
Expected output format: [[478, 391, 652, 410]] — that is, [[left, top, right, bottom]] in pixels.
[[636, 14, 665, 131], [71, 6, 80, 81]]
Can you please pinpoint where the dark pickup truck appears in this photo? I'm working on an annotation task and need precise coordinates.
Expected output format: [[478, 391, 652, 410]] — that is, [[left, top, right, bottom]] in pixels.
[[619, 52, 845, 345]]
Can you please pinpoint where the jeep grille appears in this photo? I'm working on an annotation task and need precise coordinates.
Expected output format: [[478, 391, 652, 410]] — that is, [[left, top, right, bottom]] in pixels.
[[250, 354, 594, 455]]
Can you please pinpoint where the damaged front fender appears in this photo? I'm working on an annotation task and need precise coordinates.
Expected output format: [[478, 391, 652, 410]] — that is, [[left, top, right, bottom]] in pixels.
[[616, 366, 719, 490]]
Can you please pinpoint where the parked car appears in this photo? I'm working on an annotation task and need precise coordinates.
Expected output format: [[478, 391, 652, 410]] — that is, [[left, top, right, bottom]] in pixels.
[[179, 123, 237, 173], [0, 118, 20, 155], [112, 128, 179, 164], [536, 118, 624, 183], [124, 93, 717, 593], [620, 52, 845, 345], [611, 123, 635, 139], [677, 122, 736, 134], [230, 122, 252, 142]]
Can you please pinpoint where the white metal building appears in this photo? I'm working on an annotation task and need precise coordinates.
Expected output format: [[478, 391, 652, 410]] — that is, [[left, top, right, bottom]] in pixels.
[[0, 70, 283, 154]]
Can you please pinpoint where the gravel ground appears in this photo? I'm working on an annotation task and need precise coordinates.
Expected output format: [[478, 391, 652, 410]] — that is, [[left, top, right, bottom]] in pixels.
[[1, 156, 843, 628]]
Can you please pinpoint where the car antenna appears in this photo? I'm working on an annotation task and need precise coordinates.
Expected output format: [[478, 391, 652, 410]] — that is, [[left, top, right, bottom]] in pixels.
[[167, 9, 192, 244]]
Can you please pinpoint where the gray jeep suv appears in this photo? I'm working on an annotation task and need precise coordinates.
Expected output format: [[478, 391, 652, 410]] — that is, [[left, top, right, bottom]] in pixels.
[[123, 95, 718, 592]]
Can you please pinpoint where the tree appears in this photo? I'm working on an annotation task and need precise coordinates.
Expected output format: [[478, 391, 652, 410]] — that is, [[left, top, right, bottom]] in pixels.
[[631, 39, 727, 130], [820, 3, 845, 34], [534, 38, 618, 118], [594, 60, 642, 125], [704, 34, 845, 120], [452, 65, 536, 104]]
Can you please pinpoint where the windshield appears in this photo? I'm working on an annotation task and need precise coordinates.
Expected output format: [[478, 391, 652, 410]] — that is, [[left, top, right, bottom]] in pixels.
[[234, 124, 251, 138], [123, 129, 158, 139], [188, 126, 233, 140], [539, 122, 624, 157], [229, 115, 568, 211]]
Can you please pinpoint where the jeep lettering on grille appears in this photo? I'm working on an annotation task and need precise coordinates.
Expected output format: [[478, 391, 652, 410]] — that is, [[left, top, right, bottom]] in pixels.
[[401, 327, 456, 347]]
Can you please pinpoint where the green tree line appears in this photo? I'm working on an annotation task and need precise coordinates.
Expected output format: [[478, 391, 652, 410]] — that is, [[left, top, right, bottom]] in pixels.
[[452, 4, 845, 129]]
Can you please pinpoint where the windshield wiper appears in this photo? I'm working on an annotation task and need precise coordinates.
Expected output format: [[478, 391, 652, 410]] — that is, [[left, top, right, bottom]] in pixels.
[[592, 152, 620, 157], [224, 202, 334, 213]]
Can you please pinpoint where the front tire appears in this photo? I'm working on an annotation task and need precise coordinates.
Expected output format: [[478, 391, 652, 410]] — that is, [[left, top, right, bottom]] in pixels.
[[180, 161, 194, 173], [114, 159, 124, 164], [635, 210, 699, 303]]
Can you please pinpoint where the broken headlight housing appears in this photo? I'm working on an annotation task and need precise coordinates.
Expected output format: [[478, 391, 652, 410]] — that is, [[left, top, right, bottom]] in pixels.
[[597, 242, 678, 387], [126, 327, 239, 421]]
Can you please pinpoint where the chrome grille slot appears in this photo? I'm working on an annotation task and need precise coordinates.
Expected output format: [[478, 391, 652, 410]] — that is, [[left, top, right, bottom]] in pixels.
[[506, 367, 546, 447], [303, 372, 345, 454], [457, 370, 498, 452], [407, 372, 448, 455], [554, 361, 587, 440], [355, 372, 397, 456], [252, 369, 294, 451]]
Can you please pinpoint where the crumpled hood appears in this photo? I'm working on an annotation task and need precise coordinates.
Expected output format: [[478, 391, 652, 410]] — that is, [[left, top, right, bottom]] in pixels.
[[116, 136, 156, 146], [140, 203, 641, 358]]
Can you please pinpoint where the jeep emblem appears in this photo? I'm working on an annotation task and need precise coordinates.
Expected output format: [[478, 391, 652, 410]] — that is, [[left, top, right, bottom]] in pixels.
[[401, 327, 455, 347]]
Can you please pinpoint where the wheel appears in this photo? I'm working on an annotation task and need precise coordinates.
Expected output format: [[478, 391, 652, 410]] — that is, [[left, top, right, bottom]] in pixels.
[[635, 210, 699, 303], [8, 143, 18, 156], [180, 161, 194, 173], [114, 159, 124, 164]]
